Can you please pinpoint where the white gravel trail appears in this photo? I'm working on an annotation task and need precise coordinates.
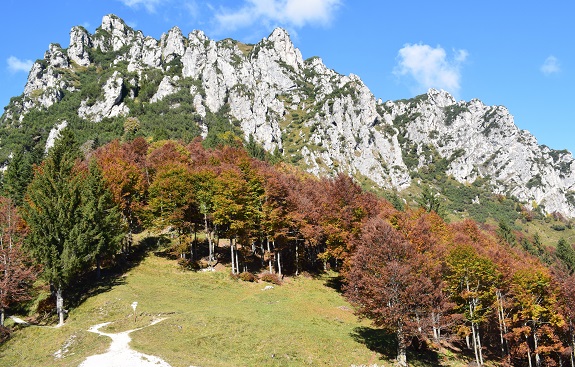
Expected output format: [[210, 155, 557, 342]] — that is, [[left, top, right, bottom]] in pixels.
[[78, 318, 172, 367]]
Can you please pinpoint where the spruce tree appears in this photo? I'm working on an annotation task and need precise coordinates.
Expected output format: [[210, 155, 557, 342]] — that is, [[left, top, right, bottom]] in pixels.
[[557, 238, 575, 273], [77, 160, 124, 279], [22, 129, 86, 325], [2, 148, 40, 206]]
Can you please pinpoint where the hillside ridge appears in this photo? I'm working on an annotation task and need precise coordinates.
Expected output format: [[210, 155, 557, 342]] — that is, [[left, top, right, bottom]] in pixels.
[[2, 14, 575, 216]]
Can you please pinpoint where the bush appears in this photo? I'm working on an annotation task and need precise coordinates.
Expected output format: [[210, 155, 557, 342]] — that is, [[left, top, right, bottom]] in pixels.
[[260, 272, 282, 285], [0, 326, 11, 344], [551, 224, 566, 231], [177, 258, 200, 270], [239, 272, 256, 282]]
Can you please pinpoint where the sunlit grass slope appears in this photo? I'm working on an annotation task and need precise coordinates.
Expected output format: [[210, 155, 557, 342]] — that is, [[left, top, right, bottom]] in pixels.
[[0, 249, 470, 367]]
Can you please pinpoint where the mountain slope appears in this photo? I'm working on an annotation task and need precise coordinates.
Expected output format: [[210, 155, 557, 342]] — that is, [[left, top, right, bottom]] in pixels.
[[2, 14, 575, 216]]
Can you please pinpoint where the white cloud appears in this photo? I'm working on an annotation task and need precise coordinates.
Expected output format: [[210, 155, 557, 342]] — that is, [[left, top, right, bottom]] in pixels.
[[7, 56, 33, 73], [116, 0, 165, 13], [214, 0, 341, 31], [393, 43, 468, 96], [184, 1, 200, 20], [541, 55, 560, 75]]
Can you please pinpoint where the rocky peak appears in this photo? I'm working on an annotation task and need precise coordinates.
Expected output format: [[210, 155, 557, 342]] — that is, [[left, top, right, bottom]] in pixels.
[[45, 44, 68, 68], [264, 28, 303, 70], [67, 26, 92, 66], [160, 26, 186, 63], [427, 88, 456, 107], [100, 14, 128, 33], [94, 14, 137, 52]]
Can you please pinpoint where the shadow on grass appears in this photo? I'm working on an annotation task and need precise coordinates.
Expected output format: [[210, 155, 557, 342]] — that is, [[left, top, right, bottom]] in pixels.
[[323, 274, 345, 294], [352, 326, 443, 366], [66, 235, 170, 310], [352, 326, 397, 358]]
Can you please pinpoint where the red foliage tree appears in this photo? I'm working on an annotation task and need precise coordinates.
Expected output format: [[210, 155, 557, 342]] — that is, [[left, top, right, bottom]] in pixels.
[[0, 197, 36, 326], [345, 215, 440, 366]]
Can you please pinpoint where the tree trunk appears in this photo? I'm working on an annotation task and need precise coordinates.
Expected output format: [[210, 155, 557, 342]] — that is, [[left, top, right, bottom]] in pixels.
[[476, 323, 484, 365], [396, 325, 408, 367], [56, 285, 64, 326], [431, 311, 440, 342], [534, 328, 541, 367], [295, 239, 299, 276], [235, 248, 239, 274], [204, 214, 214, 268], [570, 321, 575, 367], [0, 307, 4, 327], [471, 322, 480, 366], [527, 334, 533, 367], [277, 250, 282, 276], [466, 279, 482, 366], [230, 238, 236, 274], [267, 238, 273, 273], [96, 254, 101, 280], [260, 242, 265, 268]]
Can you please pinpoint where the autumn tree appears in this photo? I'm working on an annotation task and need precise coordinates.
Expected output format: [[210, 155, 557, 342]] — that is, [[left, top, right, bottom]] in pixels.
[[0, 197, 35, 326], [445, 244, 500, 366], [345, 216, 439, 367], [96, 139, 148, 251], [508, 267, 564, 367], [212, 166, 251, 274], [558, 274, 575, 367], [147, 162, 199, 258]]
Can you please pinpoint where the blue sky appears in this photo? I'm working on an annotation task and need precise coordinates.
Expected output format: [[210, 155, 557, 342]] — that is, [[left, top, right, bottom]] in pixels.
[[2, 0, 573, 153]]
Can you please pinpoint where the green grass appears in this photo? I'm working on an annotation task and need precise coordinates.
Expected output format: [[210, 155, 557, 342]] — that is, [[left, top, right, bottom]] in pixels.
[[0, 246, 472, 367]]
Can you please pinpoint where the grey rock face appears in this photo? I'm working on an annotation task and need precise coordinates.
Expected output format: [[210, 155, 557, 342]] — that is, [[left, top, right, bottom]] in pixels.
[[78, 71, 129, 122], [382, 88, 575, 215], [68, 26, 92, 66]]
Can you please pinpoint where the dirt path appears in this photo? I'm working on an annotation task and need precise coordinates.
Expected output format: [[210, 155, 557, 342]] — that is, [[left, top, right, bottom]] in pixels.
[[78, 318, 173, 367]]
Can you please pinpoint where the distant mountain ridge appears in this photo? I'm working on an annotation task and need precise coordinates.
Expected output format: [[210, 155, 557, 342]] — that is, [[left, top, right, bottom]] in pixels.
[[2, 14, 575, 216]]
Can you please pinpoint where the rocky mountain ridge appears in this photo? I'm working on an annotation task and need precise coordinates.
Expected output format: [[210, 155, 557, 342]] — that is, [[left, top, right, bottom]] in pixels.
[[2, 14, 575, 216]]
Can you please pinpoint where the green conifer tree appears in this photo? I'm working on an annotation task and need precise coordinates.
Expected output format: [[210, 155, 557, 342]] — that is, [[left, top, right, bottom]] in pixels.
[[22, 129, 85, 325]]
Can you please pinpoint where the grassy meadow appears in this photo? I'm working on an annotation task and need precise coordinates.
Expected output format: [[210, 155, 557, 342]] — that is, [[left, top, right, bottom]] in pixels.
[[0, 239, 471, 367]]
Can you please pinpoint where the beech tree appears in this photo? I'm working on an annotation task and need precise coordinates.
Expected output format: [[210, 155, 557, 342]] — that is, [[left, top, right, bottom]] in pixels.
[[508, 268, 564, 367], [0, 197, 35, 326], [212, 167, 250, 274], [445, 244, 500, 366], [345, 216, 438, 367], [147, 163, 198, 258], [96, 139, 148, 251], [558, 274, 575, 367]]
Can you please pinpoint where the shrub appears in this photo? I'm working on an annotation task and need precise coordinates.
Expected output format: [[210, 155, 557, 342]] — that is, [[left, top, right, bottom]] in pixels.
[[0, 326, 11, 344], [239, 272, 256, 282], [177, 258, 200, 270], [260, 272, 282, 285]]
